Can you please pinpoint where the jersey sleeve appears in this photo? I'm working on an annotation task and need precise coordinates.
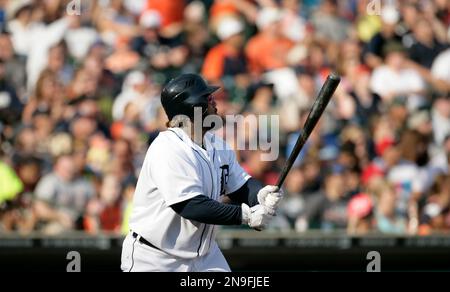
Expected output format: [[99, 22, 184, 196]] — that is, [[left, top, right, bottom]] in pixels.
[[224, 146, 251, 195], [149, 141, 204, 206]]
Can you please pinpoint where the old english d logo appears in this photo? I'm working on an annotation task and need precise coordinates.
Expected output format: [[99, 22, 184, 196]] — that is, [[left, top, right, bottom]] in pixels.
[[220, 165, 230, 196]]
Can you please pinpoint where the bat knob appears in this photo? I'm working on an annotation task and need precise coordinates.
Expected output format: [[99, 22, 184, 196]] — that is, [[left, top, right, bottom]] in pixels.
[[328, 73, 341, 82]]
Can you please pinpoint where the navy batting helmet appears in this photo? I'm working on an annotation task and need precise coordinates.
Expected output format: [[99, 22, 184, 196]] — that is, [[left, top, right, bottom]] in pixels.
[[161, 74, 220, 121]]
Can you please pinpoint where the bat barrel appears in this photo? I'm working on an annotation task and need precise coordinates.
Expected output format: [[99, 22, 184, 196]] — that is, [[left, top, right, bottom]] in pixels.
[[276, 74, 341, 189]]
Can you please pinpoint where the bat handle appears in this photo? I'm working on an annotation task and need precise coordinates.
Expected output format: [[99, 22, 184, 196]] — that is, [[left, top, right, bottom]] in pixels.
[[276, 175, 286, 190]]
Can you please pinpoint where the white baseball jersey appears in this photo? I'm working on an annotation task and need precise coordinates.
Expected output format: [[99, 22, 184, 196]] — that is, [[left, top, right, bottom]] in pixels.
[[129, 127, 250, 259]]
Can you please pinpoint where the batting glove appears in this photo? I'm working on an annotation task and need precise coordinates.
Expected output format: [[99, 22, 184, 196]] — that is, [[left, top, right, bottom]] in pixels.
[[241, 203, 273, 230], [257, 185, 284, 215]]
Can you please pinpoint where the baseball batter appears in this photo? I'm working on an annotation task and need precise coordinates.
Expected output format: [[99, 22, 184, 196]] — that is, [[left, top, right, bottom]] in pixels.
[[121, 74, 283, 272]]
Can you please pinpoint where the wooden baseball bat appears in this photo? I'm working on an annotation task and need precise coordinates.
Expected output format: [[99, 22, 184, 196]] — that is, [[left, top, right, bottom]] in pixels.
[[276, 73, 341, 189]]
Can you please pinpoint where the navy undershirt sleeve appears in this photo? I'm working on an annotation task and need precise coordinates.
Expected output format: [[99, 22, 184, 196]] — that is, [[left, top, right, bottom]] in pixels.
[[171, 195, 242, 225], [227, 178, 263, 207]]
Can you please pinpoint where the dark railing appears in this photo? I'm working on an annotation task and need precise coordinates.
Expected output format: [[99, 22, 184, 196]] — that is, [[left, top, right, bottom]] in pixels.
[[1, 231, 449, 271]]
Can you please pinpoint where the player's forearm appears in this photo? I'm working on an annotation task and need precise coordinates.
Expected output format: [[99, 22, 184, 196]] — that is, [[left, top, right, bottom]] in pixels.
[[227, 178, 263, 207], [171, 195, 242, 225]]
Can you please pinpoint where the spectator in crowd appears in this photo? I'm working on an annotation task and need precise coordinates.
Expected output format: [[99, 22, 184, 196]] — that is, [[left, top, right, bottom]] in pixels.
[[242, 150, 278, 186], [0, 160, 24, 231], [364, 5, 402, 68], [242, 81, 276, 115], [105, 36, 140, 75], [347, 193, 374, 235], [85, 173, 123, 234], [302, 168, 350, 230], [432, 96, 450, 147], [0, 58, 23, 127], [12, 126, 38, 161], [0, 156, 41, 233], [370, 42, 426, 110], [336, 40, 380, 127], [246, 7, 294, 75], [310, 0, 350, 43], [95, 0, 139, 46], [145, 0, 185, 35], [374, 183, 407, 234], [22, 69, 64, 124], [46, 41, 74, 86], [112, 71, 149, 121], [431, 48, 450, 92], [355, 0, 382, 43], [25, 14, 78, 91], [0, 30, 26, 98], [34, 154, 94, 235], [120, 177, 136, 235], [418, 175, 450, 235], [202, 16, 247, 82], [409, 17, 448, 69], [131, 10, 162, 59], [6, 0, 35, 57], [274, 166, 308, 232], [387, 131, 428, 217]]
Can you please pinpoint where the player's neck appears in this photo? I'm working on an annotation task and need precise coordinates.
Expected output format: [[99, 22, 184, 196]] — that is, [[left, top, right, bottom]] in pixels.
[[180, 125, 207, 148], [169, 117, 208, 148]]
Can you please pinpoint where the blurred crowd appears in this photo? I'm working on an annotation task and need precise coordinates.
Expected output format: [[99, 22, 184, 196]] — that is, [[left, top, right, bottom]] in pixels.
[[0, 0, 449, 236]]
